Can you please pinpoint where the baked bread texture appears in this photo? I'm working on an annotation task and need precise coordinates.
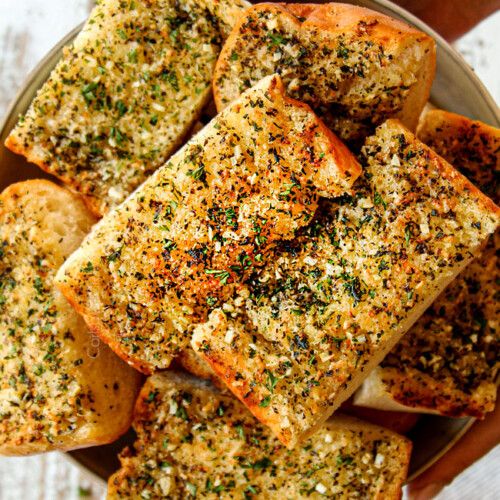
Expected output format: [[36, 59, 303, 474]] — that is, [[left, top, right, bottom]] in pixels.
[[5, 0, 249, 216], [107, 371, 411, 499], [417, 110, 499, 201], [192, 119, 499, 447], [205, 0, 251, 38], [0, 180, 141, 455], [55, 75, 361, 374], [355, 110, 499, 417], [214, 2, 435, 145]]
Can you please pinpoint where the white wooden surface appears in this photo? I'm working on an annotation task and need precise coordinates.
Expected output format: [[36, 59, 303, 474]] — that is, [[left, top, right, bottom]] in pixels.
[[0, 2, 498, 499]]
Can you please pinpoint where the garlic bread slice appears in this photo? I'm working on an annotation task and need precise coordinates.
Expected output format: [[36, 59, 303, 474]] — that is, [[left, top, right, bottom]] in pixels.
[[108, 371, 411, 499], [0, 180, 141, 455], [6, 0, 249, 215], [214, 2, 435, 145], [355, 111, 500, 417]]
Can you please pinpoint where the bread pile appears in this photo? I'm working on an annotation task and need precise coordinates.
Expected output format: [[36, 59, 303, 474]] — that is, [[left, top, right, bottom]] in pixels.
[[354, 111, 499, 418], [2, 1, 499, 498]]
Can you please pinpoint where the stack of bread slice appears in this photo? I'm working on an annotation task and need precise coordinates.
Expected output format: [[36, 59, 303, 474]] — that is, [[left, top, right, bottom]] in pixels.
[[56, 74, 498, 449], [190, 118, 498, 446], [1, 0, 249, 455], [354, 110, 499, 418]]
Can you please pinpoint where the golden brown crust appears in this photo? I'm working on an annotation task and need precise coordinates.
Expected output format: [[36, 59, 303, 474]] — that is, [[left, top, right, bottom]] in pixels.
[[4, 136, 104, 218], [214, 2, 435, 144], [56, 280, 154, 375], [0, 180, 141, 455], [287, 2, 422, 34], [278, 78, 363, 186]]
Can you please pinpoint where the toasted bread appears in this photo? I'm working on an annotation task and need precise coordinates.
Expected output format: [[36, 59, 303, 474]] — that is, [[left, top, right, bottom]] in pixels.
[[5, 0, 249, 216], [0, 180, 141, 455], [417, 110, 499, 201], [202, 0, 251, 38], [107, 371, 411, 499], [355, 111, 499, 417], [192, 119, 499, 447], [214, 2, 435, 145], [55, 75, 361, 374]]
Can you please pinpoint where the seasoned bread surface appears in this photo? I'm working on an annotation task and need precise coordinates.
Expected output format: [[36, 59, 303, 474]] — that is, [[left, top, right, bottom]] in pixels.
[[55, 75, 361, 374], [0, 180, 141, 455], [204, 0, 251, 38], [5, 0, 249, 215], [214, 2, 435, 145], [417, 110, 499, 201], [107, 371, 411, 499], [192, 119, 499, 447], [355, 111, 500, 417]]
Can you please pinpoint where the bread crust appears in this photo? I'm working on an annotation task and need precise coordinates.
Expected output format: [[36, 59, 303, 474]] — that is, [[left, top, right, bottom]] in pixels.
[[214, 2, 435, 144], [55, 279, 154, 374], [0, 180, 141, 455], [356, 366, 496, 418], [4, 137, 103, 218]]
